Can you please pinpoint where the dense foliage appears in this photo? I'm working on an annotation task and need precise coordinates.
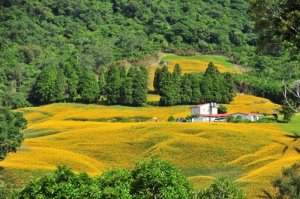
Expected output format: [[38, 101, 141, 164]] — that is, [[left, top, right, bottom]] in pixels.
[[0, 0, 298, 107], [280, 100, 296, 122], [30, 65, 148, 106], [237, 0, 300, 105], [0, 0, 254, 108], [198, 177, 245, 199], [17, 158, 194, 199], [16, 158, 245, 199], [154, 63, 236, 106], [0, 108, 27, 161], [106, 66, 148, 106], [273, 163, 300, 198]]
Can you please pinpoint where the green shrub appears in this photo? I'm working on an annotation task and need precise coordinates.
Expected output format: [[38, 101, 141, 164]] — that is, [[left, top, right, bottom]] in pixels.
[[218, 105, 227, 114], [168, 115, 175, 122], [198, 177, 245, 199]]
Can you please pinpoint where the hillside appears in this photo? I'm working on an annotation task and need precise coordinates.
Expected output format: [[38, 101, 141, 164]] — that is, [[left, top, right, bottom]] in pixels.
[[1, 95, 296, 198], [0, 0, 254, 108]]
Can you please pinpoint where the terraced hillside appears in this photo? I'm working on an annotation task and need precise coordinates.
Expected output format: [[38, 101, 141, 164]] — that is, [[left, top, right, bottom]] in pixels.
[[0, 94, 298, 198]]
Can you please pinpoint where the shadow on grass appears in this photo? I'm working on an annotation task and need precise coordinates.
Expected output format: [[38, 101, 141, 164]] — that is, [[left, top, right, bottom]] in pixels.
[[273, 132, 300, 155], [256, 189, 273, 198]]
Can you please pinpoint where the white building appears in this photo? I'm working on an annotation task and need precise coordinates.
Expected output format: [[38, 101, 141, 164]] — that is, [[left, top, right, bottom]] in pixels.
[[230, 113, 264, 122], [190, 102, 218, 115], [190, 103, 231, 122]]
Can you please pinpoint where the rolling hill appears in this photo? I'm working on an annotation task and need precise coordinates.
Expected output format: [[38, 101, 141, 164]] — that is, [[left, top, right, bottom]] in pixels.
[[1, 94, 298, 198]]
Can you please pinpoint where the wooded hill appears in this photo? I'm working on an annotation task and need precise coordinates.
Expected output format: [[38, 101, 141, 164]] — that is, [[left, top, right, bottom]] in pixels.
[[0, 0, 254, 107], [0, 0, 299, 108]]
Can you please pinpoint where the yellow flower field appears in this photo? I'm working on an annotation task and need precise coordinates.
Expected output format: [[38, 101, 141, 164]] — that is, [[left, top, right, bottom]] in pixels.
[[0, 95, 298, 198], [227, 93, 280, 114]]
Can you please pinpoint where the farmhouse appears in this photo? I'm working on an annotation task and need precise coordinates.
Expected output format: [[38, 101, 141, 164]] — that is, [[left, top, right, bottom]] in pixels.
[[190, 102, 218, 115], [190, 102, 230, 122], [230, 112, 264, 122], [190, 103, 264, 122]]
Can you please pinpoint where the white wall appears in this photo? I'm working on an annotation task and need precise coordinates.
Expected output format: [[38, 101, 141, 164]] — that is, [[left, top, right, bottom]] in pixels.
[[192, 116, 212, 122], [211, 107, 218, 114], [231, 113, 256, 121], [190, 103, 219, 116]]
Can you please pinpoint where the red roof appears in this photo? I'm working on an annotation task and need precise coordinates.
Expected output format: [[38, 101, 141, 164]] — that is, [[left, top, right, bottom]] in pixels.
[[198, 114, 231, 118]]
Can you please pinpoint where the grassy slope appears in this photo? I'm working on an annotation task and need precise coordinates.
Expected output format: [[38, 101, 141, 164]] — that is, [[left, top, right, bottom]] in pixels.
[[278, 113, 300, 136], [0, 95, 297, 199]]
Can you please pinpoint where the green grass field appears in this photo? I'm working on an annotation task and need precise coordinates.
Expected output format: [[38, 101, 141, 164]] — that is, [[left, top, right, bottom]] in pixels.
[[278, 114, 300, 136]]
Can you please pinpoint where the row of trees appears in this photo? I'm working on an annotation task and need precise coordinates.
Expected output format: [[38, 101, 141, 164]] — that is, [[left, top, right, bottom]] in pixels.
[[154, 63, 236, 106], [102, 66, 148, 106], [31, 65, 98, 104], [31, 65, 148, 106], [16, 158, 245, 199]]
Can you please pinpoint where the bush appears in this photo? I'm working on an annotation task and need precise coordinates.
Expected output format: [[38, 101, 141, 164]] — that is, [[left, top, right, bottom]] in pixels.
[[131, 158, 194, 199], [17, 158, 194, 199], [273, 163, 300, 198], [17, 165, 100, 198], [2, 92, 31, 109], [168, 115, 175, 122], [198, 177, 245, 199], [0, 108, 27, 161], [218, 105, 227, 114]]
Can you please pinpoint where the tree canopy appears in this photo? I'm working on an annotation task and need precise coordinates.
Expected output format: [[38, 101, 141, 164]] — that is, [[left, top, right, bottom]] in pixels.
[[155, 63, 236, 106], [0, 108, 27, 161], [0, 0, 254, 108], [16, 158, 245, 199]]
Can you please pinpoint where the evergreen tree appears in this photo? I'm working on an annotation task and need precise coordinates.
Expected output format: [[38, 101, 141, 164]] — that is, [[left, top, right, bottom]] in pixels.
[[33, 66, 57, 104], [53, 67, 67, 102], [128, 67, 147, 106], [190, 74, 202, 104], [172, 64, 182, 104], [120, 77, 133, 105], [223, 72, 236, 102], [153, 67, 162, 93], [64, 64, 78, 102], [200, 75, 213, 103], [173, 63, 182, 76], [205, 62, 220, 75], [78, 70, 99, 103], [106, 66, 121, 105], [181, 74, 193, 104], [140, 66, 149, 92], [160, 71, 176, 106]]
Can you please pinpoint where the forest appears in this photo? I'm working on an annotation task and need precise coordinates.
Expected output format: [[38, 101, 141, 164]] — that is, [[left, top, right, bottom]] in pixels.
[[0, 0, 299, 108]]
